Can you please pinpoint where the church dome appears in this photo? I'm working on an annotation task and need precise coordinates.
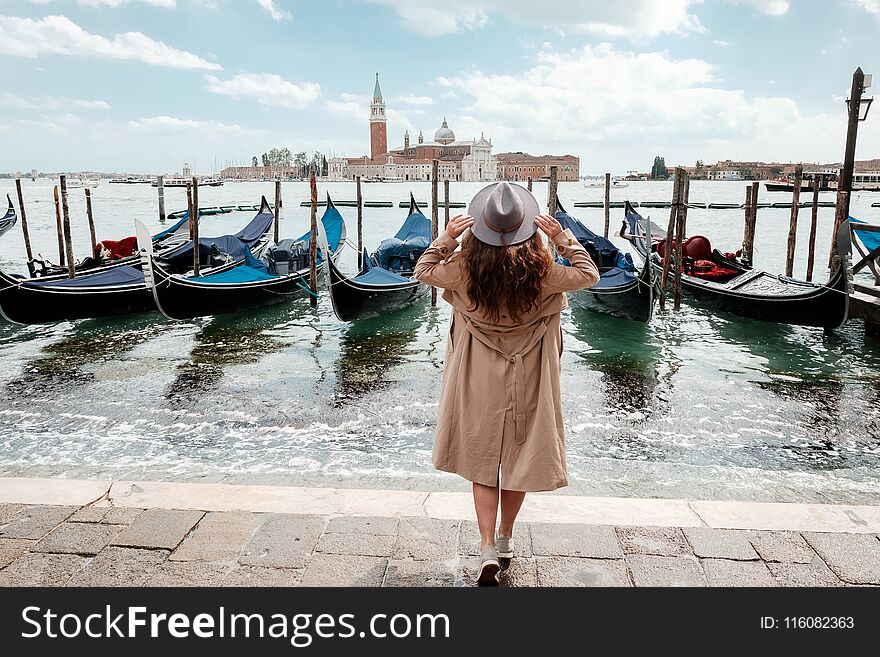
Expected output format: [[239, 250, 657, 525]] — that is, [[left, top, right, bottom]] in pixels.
[[434, 118, 455, 144]]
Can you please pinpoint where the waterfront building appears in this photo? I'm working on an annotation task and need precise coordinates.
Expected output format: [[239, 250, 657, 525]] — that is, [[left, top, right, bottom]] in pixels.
[[496, 153, 580, 182]]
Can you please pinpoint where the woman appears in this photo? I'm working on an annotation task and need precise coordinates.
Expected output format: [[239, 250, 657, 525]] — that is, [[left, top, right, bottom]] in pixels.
[[414, 181, 599, 585]]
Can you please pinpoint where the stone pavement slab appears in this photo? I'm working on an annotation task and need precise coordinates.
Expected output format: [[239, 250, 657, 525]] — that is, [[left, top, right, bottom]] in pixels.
[[385, 558, 456, 587], [325, 516, 399, 536], [34, 522, 122, 556], [702, 559, 777, 587], [299, 554, 387, 587], [0, 478, 110, 506], [749, 531, 817, 564], [0, 552, 87, 587], [802, 532, 880, 585], [0, 505, 77, 540], [102, 507, 143, 525], [458, 520, 534, 558], [316, 532, 396, 557], [0, 503, 25, 525], [69, 506, 109, 523], [690, 500, 880, 534], [683, 528, 759, 560], [535, 557, 630, 587], [111, 508, 204, 550], [69, 547, 169, 587], [767, 561, 845, 587], [392, 518, 460, 561], [147, 561, 233, 587], [531, 523, 623, 559], [616, 526, 692, 557], [627, 555, 707, 587], [0, 538, 36, 569], [240, 515, 324, 569], [170, 512, 257, 562], [223, 565, 303, 587]]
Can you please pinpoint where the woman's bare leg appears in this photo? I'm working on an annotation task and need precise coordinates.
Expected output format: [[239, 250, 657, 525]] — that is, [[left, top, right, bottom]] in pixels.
[[472, 483, 500, 549], [498, 489, 526, 538]]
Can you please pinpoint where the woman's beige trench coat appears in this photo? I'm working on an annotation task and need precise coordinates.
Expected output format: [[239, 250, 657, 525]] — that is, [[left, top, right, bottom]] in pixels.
[[413, 228, 599, 492]]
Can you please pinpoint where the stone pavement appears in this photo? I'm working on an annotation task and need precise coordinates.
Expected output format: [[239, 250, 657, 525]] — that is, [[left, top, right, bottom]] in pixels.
[[0, 478, 878, 587]]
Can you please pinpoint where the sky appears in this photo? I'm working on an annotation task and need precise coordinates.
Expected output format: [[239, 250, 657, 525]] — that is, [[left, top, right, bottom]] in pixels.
[[0, 0, 878, 174]]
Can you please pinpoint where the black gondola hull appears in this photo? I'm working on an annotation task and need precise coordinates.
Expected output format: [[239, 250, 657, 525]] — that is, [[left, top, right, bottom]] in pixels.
[[0, 270, 153, 325], [568, 258, 655, 323], [327, 258, 428, 322]]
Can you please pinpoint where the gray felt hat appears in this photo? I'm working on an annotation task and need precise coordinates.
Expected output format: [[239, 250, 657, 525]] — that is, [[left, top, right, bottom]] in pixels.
[[468, 181, 540, 247]]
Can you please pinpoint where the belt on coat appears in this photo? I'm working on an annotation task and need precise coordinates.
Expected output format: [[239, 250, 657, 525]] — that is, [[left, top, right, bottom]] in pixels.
[[461, 315, 550, 446]]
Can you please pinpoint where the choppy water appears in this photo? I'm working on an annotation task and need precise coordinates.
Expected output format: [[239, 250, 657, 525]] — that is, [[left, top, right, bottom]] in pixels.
[[0, 179, 879, 504]]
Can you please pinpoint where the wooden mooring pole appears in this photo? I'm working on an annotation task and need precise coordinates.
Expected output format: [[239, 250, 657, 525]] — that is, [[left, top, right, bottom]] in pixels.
[[660, 170, 683, 305], [157, 175, 166, 223], [785, 163, 803, 277], [274, 180, 282, 244], [673, 171, 690, 311], [527, 177, 533, 192], [742, 184, 754, 265], [14, 179, 35, 277], [548, 166, 558, 215], [53, 185, 65, 267], [604, 172, 611, 237], [85, 188, 97, 254], [431, 160, 439, 307], [356, 175, 363, 269], [309, 171, 318, 308], [191, 177, 200, 276], [186, 184, 194, 239], [806, 174, 821, 282], [749, 181, 759, 263], [59, 175, 75, 278], [444, 179, 450, 229]]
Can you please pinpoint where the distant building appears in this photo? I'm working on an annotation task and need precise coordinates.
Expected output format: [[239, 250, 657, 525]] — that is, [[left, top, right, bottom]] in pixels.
[[496, 153, 580, 182]]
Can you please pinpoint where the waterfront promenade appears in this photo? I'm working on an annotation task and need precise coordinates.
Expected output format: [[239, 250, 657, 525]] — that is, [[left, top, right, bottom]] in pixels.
[[1, 478, 878, 587]]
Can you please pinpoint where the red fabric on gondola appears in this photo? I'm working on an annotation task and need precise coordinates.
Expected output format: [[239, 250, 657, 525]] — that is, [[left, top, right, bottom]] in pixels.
[[95, 236, 138, 260], [689, 260, 740, 283], [683, 236, 712, 260]]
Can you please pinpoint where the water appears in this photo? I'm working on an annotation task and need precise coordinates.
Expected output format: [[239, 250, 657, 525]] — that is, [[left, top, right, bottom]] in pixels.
[[1, 179, 879, 504]]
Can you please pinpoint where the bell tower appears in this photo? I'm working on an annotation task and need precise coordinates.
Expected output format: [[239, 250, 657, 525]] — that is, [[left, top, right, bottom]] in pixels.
[[370, 73, 387, 160]]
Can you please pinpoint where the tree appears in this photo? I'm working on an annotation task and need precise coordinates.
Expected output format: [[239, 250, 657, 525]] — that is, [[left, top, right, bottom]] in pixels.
[[651, 156, 668, 180], [321, 155, 328, 178], [738, 167, 754, 180], [261, 153, 269, 167], [252, 156, 259, 168], [770, 166, 784, 176]]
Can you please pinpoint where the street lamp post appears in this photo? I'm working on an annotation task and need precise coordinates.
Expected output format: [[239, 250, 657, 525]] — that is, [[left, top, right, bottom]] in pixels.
[[831, 67, 873, 268]]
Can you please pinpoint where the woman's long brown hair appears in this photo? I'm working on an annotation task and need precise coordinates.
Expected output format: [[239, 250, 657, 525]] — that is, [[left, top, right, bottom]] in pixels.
[[460, 231, 552, 323]]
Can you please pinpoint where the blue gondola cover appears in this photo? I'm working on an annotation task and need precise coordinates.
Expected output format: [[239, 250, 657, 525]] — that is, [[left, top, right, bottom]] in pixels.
[[371, 209, 431, 273], [27, 265, 145, 288], [353, 267, 413, 286]]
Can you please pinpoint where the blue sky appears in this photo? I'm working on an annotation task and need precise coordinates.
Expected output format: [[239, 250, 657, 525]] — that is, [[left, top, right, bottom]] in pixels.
[[0, 0, 878, 174]]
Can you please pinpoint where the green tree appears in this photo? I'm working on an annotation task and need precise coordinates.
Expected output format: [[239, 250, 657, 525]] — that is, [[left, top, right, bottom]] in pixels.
[[770, 166, 784, 176], [261, 153, 269, 167], [738, 167, 754, 180], [321, 155, 328, 177], [252, 156, 259, 168], [651, 156, 668, 180]]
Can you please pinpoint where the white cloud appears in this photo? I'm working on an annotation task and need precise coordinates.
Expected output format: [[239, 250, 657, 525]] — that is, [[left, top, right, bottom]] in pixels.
[[853, 0, 880, 14], [1, 92, 110, 110], [324, 93, 417, 134], [713, 39, 730, 47], [256, 0, 292, 21], [436, 43, 877, 168], [366, 0, 703, 38], [727, 0, 789, 15], [396, 94, 434, 105], [29, 0, 177, 7], [128, 115, 253, 134], [204, 73, 320, 108], [0, 14, 221, 69]]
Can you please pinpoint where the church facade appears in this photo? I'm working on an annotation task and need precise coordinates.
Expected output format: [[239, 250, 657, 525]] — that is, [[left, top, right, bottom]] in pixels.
[[343, 75, 498, 182]]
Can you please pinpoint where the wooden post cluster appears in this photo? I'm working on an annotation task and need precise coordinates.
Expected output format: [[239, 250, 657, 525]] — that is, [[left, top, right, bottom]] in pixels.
[[274, 180, 282, 244], [157, 175, 166, 223], [830, 191, 849, 270], [59, 175, 75, 278], [806, 174, 821, 282], [444, 179, 450, 229], [309, 172, 318, 308], [53, 185, 65, 267], [527, 177, 533, 192], [14, 179, 35, 277], [191, 177, 200, 276], [85, 188, 97, 254], [673, 170, 690, 310], [604, 172, 611, 238], [431, 160, 439, 307], [356, 176, 364, 269], [785, 163, 803, 277], [548, 166, 558, 215], [186, 184, 194, 239]]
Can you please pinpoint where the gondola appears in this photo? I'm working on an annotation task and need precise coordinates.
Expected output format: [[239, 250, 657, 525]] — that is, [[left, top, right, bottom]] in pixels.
[[139, 196, 348, 320], [622, 201, 851, 329], [325, 193, 430, 322], [0, 198, 275, 325], [555, 199, 657, 322], [0, 195, 17, 238]]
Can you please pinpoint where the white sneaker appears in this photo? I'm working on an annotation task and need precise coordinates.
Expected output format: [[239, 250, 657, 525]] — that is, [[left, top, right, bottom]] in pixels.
[[477, 545, 500, 586], [495, 534, 514, 560]]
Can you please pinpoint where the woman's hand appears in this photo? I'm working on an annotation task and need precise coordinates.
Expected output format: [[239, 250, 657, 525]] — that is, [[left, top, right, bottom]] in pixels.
[[535, 214, 563, 239], [445, 214, 475, 240]]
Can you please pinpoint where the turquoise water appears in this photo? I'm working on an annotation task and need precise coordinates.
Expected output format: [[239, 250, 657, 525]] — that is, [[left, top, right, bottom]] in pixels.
[[0, 179, 878, 504]]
